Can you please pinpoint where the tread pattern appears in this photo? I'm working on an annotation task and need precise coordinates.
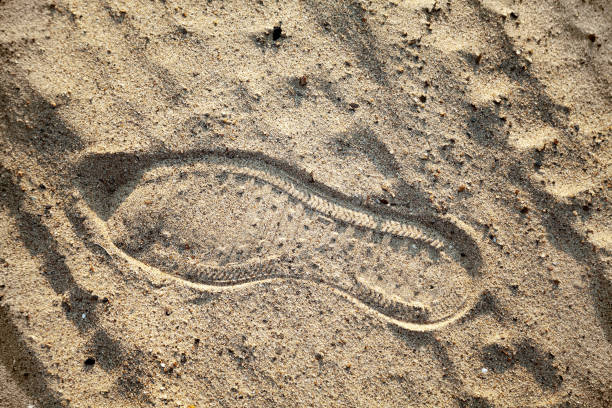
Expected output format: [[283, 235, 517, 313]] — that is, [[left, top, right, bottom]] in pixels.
[[93, 153, 481, 330], [236, 164, 444, 249]]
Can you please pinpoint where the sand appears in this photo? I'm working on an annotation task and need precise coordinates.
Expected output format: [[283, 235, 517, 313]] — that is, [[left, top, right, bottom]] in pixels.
[[0, 0, 610, 406]]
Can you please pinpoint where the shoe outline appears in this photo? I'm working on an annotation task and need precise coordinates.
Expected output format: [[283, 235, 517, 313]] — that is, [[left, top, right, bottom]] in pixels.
[[73, 148, 484, 331]]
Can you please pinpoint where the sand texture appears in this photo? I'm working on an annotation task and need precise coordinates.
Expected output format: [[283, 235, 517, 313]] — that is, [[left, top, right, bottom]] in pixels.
[[1, 0, 611, 406]]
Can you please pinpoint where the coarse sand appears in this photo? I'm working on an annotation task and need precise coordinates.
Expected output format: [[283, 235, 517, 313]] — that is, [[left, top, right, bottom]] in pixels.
[[1, 0, 610, 406]]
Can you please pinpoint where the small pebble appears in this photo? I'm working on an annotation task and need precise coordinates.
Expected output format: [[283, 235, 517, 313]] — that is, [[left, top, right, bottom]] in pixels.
[[272, 25, 282, 41]]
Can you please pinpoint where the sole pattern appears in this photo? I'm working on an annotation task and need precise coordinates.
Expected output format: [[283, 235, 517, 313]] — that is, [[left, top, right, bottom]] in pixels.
[[75, 150, 484, 331]]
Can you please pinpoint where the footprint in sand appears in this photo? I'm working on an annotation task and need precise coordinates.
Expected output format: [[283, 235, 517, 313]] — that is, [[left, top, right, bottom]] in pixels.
[[75, 150, 484, 331]]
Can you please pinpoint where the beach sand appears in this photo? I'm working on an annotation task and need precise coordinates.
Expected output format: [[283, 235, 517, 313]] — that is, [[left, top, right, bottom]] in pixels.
[[1, 0, 610, 406]]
